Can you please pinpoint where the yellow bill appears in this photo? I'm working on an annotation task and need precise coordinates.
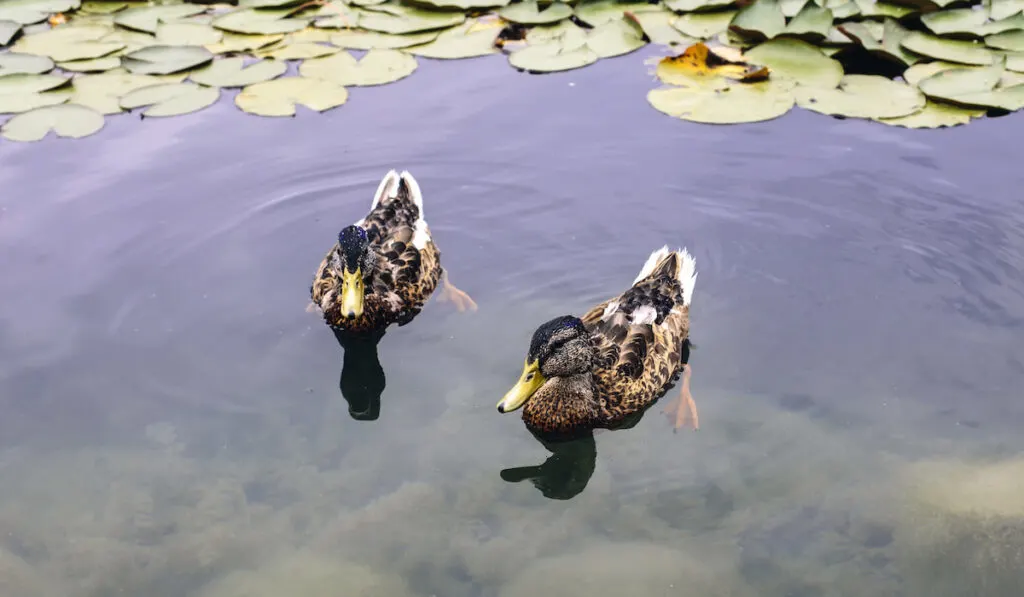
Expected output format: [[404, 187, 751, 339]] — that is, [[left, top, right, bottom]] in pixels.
[[497, 359, 546, 413], [340, 268, 364, 318]]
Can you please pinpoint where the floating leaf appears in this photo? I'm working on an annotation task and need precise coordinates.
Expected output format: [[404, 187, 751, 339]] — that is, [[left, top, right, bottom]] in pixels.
[[189, 57, 287, 87], [986, 29, 1024, 51], [781, 3, 831, 41], [500, 1, 573, 25], [0, 52, 53, 75], [0, 73, 68, 94], [206, 32, 285, 53], [946, 82, 1024, 109], [664, 0, 736, 12], [921, 8, 988, 37], [410, 0, 512, 8], [234, 76, 349, 116], [574, 0, 657, 27], [0, 90, 66, 113], [0, 0, 79, 26], [795, 74, 925, 118], [156, 22, 224, 46], [672, 10, 737, 39], [122, 45, 213, 75], [114, 4, 205, 34], [2, 103, 104, 142], [358, 4, 465, 34], [586, 17, 646, 58], [119, 81, 220, 116], [916, 61, 1003, 103], [729, 0, 786, 41], [80, 2, 129, 15], [744, 37, 843, 88], [878, 100, 984, 128], [299, 48, 417, 86], [213, 7, 309, 35], [65, 69, 181, 113], [780, 0, 806, 17], [655, 41, 769, 87], [648, 79, 794, 123], [508, 38, 597, 72], [260, 40, 338, 59], [829, 0, 861, 18], [989, 0, 1024, 21], [903, 60, 966, 85], [57, 55, 120, 71], [1006, 51, 1024, 71], [901, 32, 996, 65], [627, 10, 696, 47], [240, 0, 309, 7], [0, 20, 21, 46], [331, 28, 438, 49], [403, 21, 497, 57], [879, 17, 919, 66]]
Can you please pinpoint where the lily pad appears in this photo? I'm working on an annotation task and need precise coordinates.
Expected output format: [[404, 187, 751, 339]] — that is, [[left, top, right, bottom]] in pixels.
[[0, 52, 54, 75], [986, 29, 1024, 51], [403, 21, 498, 58], [654, 41, 769, 88], [206, 32, 285, 53], [574, 0, 658, 27], [122, 45, 213, 75], [499, 1, 574, 25], [916, 61, 1003, 101], [299, 48, 417, 86], [664, 0, 736, 12], [988, 0, 1024, 21], [901, 32, 996, 65], [586, 17, 646, 58], [853, 0, 910, 18], [119, 81, 220, 117], [114, 4, 205, 34], [794, 74, 925, 118], [57, 56, 121, 72], [946, 82, 1024, 109], [358, 4, 465, 34], [729, 0, 786, 41], [903, 60, 967, 85], [80, 2, 129, 15], [509, 38, 598, 72], [647, 79, 794, 123], [234, 76, 349, 116], [411, 0, 512, 7], [65, 69, 181, 113], [878, 100, 984, 128], [0, 90, 67, 114], [0, 73, 68, 94], [156, 22, 224, 46], [628, 10, 696, 47], [744, 37, 843, 88], [331, 28, 438, 49], [240, 0, 309, 6], [261, 41, 339, 59], [880, 17, 919, 66], [213, 7, 309, 35], [2, 103, 104, 142], [672, 10, 737, 39], [980, 13, 1024, 35], [189, 57, 287, 87], [0, 20, 21, 46], [781, 3, 831, 41], [1006, 51, 1024, 71], [921, 8, 988, 37], [0, 0, 79, 26]]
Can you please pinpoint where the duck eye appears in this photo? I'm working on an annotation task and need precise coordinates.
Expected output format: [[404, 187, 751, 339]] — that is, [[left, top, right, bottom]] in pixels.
[[525, 373, 534, 381]]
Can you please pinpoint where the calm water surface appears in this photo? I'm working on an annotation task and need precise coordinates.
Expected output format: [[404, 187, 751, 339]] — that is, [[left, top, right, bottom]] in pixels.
[[2, 50, 1024, 597]]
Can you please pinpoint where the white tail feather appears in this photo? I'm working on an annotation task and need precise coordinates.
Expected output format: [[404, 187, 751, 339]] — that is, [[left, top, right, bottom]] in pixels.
[[632, 245, 670, 285], [399, 170, 425, 215], [631, 245, 698, 306], [371, 169, 400, 210]]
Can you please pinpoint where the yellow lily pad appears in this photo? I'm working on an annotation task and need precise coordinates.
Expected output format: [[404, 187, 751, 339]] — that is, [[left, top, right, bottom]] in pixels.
[[234, 76, 349, 116]]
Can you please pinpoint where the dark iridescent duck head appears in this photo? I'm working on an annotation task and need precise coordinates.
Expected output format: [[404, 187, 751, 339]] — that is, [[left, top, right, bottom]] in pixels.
[[334, 224, 373, 319], [497, 315, 595, 413]]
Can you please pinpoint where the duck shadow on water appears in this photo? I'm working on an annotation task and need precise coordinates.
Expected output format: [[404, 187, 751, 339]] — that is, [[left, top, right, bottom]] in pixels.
[[333, 328, 388, 421]]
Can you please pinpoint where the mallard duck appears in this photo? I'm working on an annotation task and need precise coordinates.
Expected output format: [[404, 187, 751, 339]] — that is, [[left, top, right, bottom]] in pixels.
[[309, 170, 476, 335], [496, 246, 699, 435]]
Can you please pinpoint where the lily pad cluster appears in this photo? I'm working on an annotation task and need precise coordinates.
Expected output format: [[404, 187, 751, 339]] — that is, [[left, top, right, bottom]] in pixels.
[[0, 0, 1020, 141]]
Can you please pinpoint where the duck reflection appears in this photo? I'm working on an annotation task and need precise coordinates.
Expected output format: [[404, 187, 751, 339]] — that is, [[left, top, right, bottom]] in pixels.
[[333, 329, 387, 421], [500, 432, 597, 500]]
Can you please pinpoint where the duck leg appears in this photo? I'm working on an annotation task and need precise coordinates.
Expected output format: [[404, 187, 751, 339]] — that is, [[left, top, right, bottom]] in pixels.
[[437, 269, 478, 312], [663, 364, 699, 431]]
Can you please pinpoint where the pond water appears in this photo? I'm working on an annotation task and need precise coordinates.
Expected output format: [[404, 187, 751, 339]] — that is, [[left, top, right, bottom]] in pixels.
[[2, 50, 1024, 597]]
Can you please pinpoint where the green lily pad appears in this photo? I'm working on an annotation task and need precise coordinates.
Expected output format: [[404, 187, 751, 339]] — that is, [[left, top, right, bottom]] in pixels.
[[28, 39, 125, 63], [921, 8, 988, 37], [628, 9, 696, 46], [574, 0, 657, 27], [410, 0, 512, 8], [156, 22, 224, 46], [80, 2, 129, 15], [903, 60, 965, 85], [979, 13, 1024, 35], [57, 56, 121, 72], [917, 61, 1003, 101], [213, 8, 309, 35], [0, 0, 79, 26], [234, 76, 349, 116], [0, 20, 21, 46], [782, 3, 831, 41], [0, 52, 53, 75], [299, 48, 417, 86], [946, 82, 1024, 109], [122, 45, 213, 75], [64, 69, 179, 114], [673, 10, 736, 39], [878, 100, 984, 128], [780, 0, 806, 17], [837, 21, 879, 49], [119, 81, 220, 117], [729, 0, 786, 41], [0, 90, 67, 114], [403, 21, 498, 58], [261, 41, 339, 59], [114, 4, 206, 34], [189, 57, 287, 87], [986, 29, 1024, 51], [853, 0, 910, 18], [2, 103, 104, 142], [508, 37, 598, 72], [358, 4, 465, 34], [794, 74, 925, 118], [664, 0, 736, 12], [500, 1, 574, 25], [526, 19, 587, 45], [988, 0, 1024, 21], [901, 32, 996, 65], [586, 17, 646, 58], [206, 32, 285, 53], [647, 79, 795, 123], [829, 0, 862, 18], [880, 17, 919, 66], [240, 0, 308, 7], [1005, 51, 1024, 71], [0, 73, 68, 94], [331, 28, 438, 49], [744, 37, 843, 88]]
